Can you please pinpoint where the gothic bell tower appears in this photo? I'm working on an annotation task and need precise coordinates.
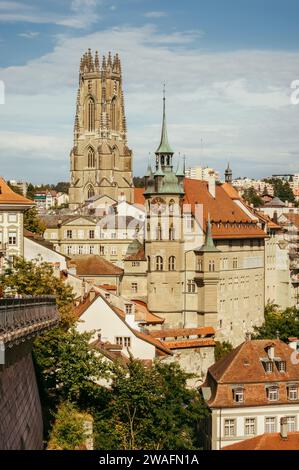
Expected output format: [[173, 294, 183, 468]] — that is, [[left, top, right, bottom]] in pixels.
[[69, 50, 133, 209]]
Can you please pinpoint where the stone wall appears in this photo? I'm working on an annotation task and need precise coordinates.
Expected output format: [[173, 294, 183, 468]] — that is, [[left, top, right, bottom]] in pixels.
[[0, 342, 43, 450]]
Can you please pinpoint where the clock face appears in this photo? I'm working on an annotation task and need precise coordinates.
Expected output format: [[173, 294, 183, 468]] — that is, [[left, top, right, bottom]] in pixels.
[[151, 196, 166, 214]]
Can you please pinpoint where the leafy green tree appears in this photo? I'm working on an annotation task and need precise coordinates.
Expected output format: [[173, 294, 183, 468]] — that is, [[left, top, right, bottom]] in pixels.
[[24, 207, 46, 235], [7, 181, 23, 195], [26, 183, 36, 200], [47, 402, 88, 450], [133, 176, 145, 188], [55, 182, 70, 193], [214, 341, 233, 361], [94, 360, 208, 450], [243, 187, 263, 207], [253, 303, 299, 342], [264, 178, 295, 203]]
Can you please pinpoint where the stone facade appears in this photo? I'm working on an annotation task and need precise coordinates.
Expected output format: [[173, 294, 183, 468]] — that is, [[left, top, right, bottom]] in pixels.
[[69, 50, 133, 209], [0, 343, 43, 450]]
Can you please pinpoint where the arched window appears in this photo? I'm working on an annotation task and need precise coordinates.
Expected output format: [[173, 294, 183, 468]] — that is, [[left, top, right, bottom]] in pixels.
[[111, 97, 117, 130], [169, 256, 176, 271], [169, 199, 175, 214], [156, 256, 163, 271], [209, 260, 215, 272], [161, 155, 165, 166], [169, 224, 175, 240], [87, 185, 95, 199], [147, 256, 151, 272], [87, 147, 95, 168], [156, 223, 162, 241], [87, 97, 95, 132]]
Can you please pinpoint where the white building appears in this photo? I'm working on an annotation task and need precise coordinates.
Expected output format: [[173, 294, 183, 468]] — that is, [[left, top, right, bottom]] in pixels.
[[185, 166, 220, 182]]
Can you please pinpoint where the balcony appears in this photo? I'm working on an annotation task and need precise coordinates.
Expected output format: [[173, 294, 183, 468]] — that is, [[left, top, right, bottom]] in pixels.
[[0, 296, 59, 347]]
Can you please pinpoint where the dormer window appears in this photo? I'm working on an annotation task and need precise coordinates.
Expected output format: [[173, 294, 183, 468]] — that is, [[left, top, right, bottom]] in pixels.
[[288, 385, 298, 401], [232, 387, 244, 403], [263, 361, 273, 373], [267, 386, 279, 402], [276, 360, 286, 373]]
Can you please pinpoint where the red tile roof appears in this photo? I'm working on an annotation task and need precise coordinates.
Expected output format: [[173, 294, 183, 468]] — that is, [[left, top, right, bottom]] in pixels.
[[68, 255, 123, 276], [203, 339, 299, 408], [132, 300, 164, 325], [134, 188, 145, 206], [0, 177, 33, 206], [149, 326, 215, 339], [282, 213, 299, 229], [164, 338, 215, 349], [221, 182, 241, 200], [124, 246, 146, 261], [134, 180, 265, 239], [222, 432, 299, 451], [183, 179, 266, 239]]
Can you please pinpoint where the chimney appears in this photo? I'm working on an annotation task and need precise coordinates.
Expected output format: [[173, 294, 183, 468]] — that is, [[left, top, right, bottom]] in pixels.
[[89, 290, 96, 302], [273, 211, 278, 223], [245, 331, 251, 341], [208, 174, 216, 198], [280, 417, 288, 440], [267, 344, 275, 360]]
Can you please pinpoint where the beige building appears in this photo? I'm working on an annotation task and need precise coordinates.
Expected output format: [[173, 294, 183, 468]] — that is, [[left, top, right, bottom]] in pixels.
[[0, 177, 33, 272], [129, 97, 267, 346], [69, 50, 133, 209], [43, 214, 142, 267]]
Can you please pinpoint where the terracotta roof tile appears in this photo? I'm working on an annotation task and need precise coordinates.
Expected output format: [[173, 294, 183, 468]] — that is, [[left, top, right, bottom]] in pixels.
[[134, 188, 145, 206], [149, 327, 215, 338], [0, 177, 33, 206], [125, 246, 146, 261], [283, 213, 299, 229], [68, 255, 123, 276], [163, 338, 215, 349], [203, 339, 299, 408], [221, 182, 241, 200], [222, 432, 299, 450]]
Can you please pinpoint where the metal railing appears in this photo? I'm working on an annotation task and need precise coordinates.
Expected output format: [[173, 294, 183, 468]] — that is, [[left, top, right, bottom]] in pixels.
[[0, 296, 59, 339]]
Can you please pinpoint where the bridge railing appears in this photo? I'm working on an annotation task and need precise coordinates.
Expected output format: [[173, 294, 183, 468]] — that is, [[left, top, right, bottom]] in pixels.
[[0, 296, 59, 340]]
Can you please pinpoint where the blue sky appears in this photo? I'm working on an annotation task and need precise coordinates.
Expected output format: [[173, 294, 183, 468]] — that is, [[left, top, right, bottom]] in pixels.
[[0, 0, 299, 182]]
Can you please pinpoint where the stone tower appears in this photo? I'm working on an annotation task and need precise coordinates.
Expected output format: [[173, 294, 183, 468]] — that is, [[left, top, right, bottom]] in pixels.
[[69, 50, 133, 210], [144, 92, 185, 326]]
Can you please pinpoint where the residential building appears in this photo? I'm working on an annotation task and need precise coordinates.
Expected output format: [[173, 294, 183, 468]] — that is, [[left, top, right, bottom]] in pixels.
[[200, 339, 299, 450], [185, 166, 220, 182], [0, 177, 33, 272], [67, 255, 124, 293], [43, 214, 141, 266], [69, 51, 133, 209]]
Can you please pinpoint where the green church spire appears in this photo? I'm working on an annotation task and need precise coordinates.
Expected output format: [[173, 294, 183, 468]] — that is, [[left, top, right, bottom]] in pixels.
[[156, 84, 174, 155]]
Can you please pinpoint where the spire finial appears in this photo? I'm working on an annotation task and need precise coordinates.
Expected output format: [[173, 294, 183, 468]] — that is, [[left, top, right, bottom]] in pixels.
[[155, 84, 173, 154]]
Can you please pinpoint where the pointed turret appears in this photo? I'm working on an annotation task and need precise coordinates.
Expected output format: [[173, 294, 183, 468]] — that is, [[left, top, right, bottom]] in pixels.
[[196, 215, 219, 253], [155, 86, 174, 155], [95, 50, 100, 71]]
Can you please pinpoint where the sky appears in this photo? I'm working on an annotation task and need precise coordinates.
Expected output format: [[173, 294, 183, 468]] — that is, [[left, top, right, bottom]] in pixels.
[[1, 0, 299, 183]]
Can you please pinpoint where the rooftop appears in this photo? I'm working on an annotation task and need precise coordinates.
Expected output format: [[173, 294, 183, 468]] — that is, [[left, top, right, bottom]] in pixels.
[[222, 432, 299, 451], [68, 255, 123, 276], [0, 177, 33, 207]]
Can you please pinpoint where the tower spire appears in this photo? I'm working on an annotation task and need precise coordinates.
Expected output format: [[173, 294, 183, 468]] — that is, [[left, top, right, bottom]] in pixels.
[[156, 84, 173, 154], [203, 214, 218, 251]]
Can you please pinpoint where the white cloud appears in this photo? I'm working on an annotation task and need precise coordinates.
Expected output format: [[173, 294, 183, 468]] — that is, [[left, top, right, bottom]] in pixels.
[[0, 25, 299, 182], [0, 0, 102, 28], [144, 11, 167, 18], [18, 31, 40, 39]]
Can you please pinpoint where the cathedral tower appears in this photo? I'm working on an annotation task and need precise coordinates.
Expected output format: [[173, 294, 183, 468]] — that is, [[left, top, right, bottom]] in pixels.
[[69, 50, 133, 209]]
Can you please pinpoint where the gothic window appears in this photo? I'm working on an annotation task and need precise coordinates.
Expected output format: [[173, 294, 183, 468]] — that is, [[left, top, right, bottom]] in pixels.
[[156, 256, 163, 271], [169, 199, 175, 214], [147, 256, 151, 272], [166, 155, 170, 166], [169, 224, 175, 240], [111, 97, 117, 130], [87, 97, 95, 132], [209, 260, 215, 272], [156, 222, 162, 241], [87, 147, 95, 168], [161, 155, 165, 166], [169, 256, 176, 271], [87, 185, 95, 199]]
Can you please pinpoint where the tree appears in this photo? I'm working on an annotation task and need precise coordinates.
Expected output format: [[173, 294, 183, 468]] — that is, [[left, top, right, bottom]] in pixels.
[[47, 402, 88, 450], [214, 341, 233, 361], [243, 187, 263, 207], [253, 303, 299, 342], [264, 178, 295, 203], [7, 181, 23, 195], [55, 182, 70, 194], [94, 360, 208, 450], [24, 207, 46, 235], [26, 183, 36, 200], [133, 176, 145, 188]]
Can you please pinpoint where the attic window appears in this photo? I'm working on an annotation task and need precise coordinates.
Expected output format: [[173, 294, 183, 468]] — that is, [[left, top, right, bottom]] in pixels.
[[276, 360, 286, 373], [232, 387, 244, 403], [266, 386, 279, 402], [262, 360, 273, 373]]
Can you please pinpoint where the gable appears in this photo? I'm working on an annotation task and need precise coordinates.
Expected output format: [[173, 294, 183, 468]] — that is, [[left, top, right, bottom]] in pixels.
[[63, 217, 96, 227]]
